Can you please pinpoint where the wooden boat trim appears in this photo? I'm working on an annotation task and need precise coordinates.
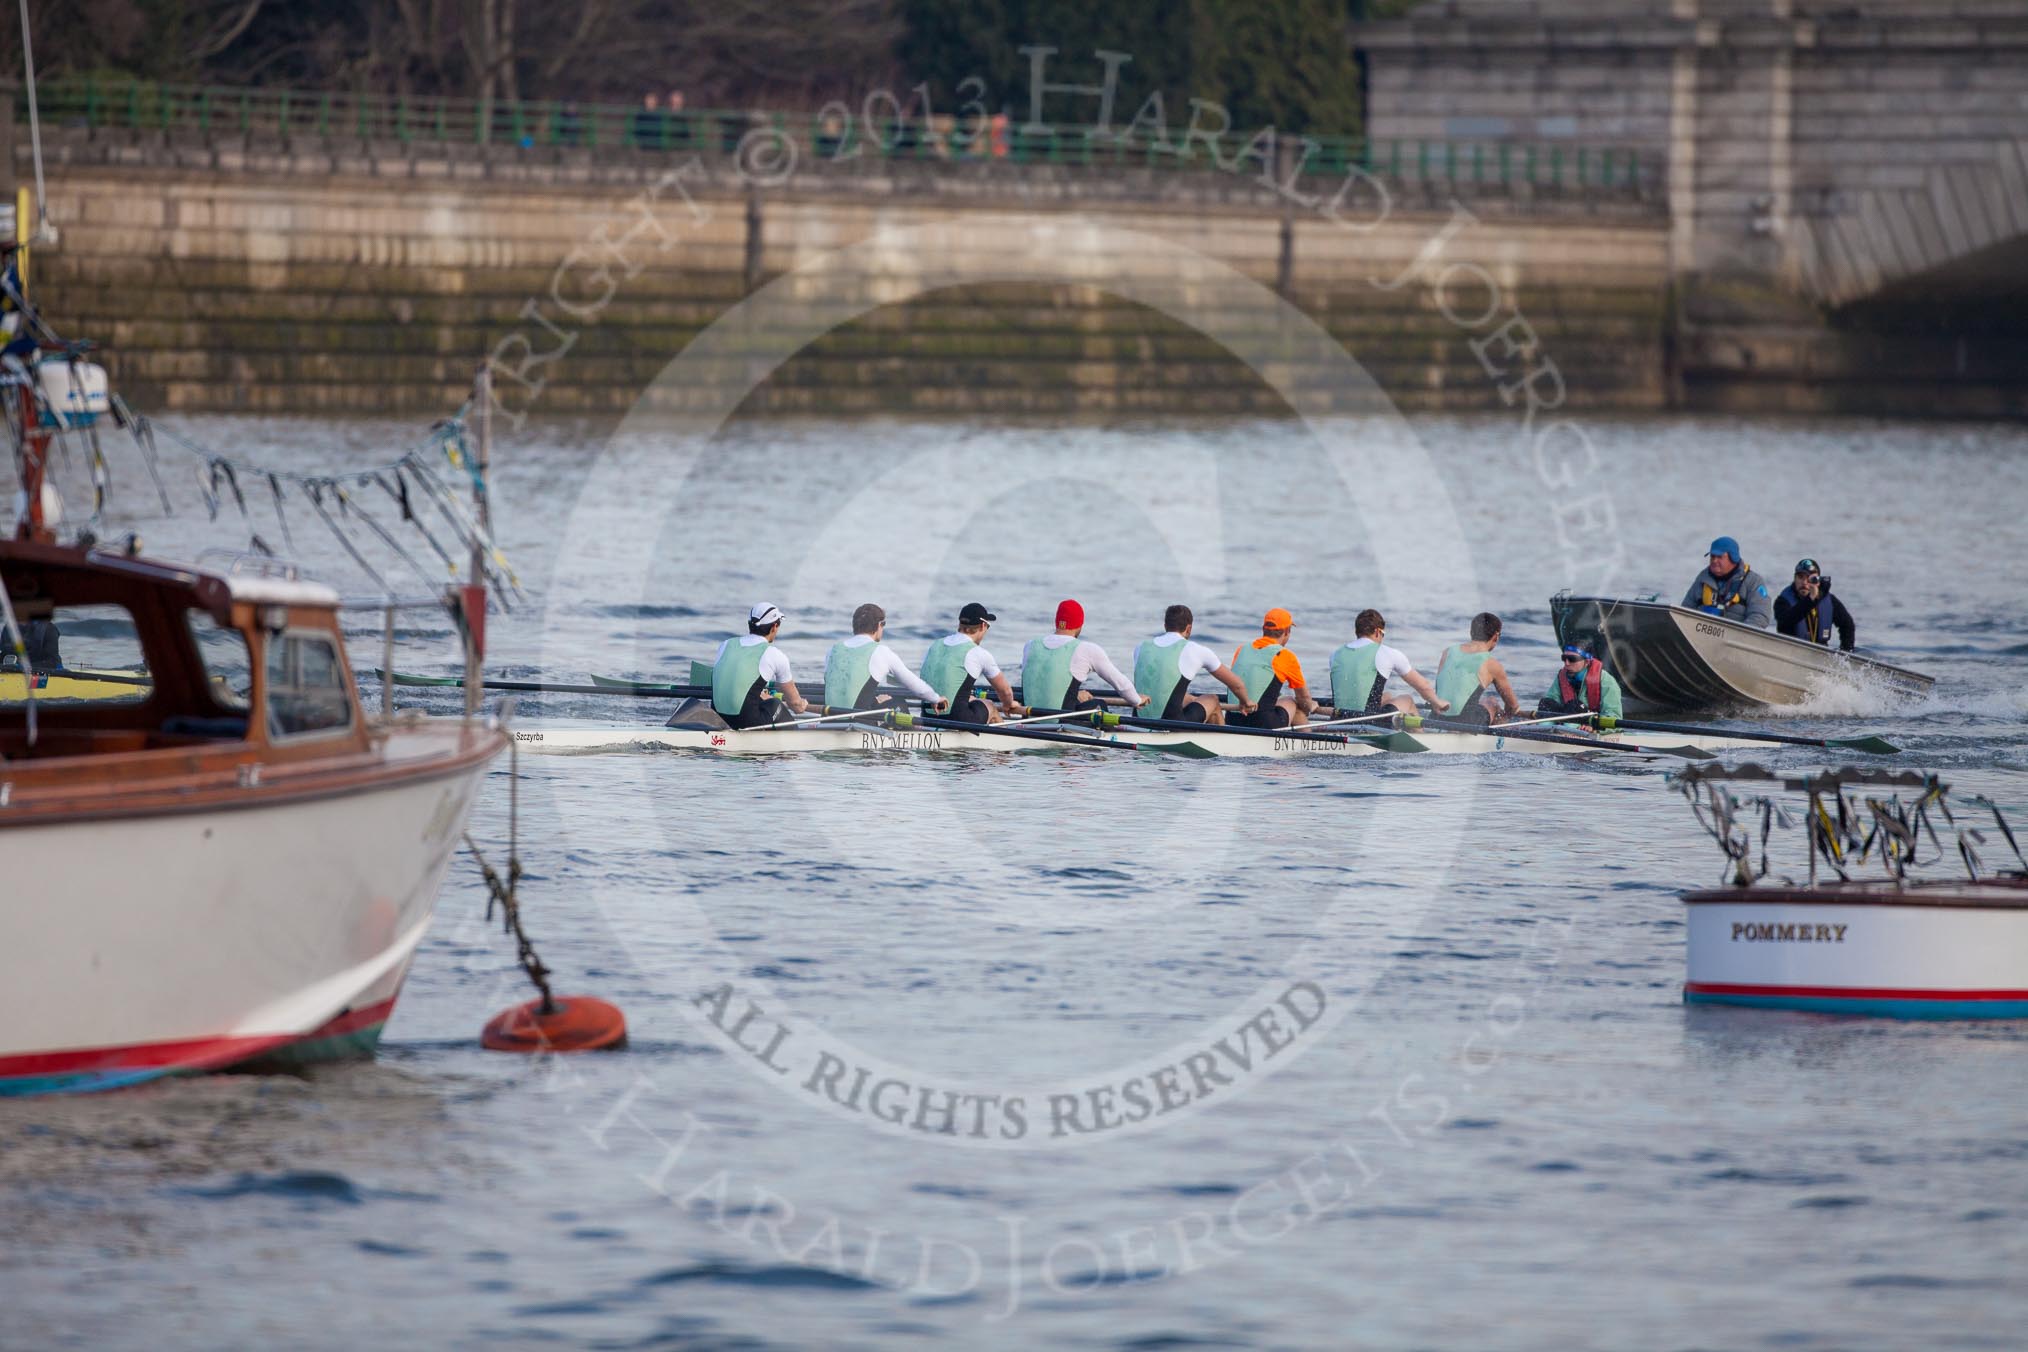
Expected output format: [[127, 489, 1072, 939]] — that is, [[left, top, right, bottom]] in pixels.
[[0, 726, 504, 827], [1, 539, 506, 825], [1683, 880, 2028, 911]]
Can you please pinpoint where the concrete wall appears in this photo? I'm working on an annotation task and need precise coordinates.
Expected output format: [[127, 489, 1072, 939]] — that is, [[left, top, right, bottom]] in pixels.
[[26, 135, 1673, 419]]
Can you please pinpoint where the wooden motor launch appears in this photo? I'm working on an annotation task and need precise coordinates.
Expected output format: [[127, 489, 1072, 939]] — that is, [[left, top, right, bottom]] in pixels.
[[1672, 765, 2028, 1018], [0, 285, 617, 1084], [0, 541, 509, 1093]]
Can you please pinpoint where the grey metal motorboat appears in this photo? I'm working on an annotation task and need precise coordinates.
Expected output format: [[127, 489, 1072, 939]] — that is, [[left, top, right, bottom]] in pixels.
[[1550, 594, 1936, 713]]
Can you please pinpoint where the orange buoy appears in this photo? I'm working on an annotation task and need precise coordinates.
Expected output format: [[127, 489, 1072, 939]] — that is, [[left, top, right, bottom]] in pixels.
[[481, 995, 628, 1053]]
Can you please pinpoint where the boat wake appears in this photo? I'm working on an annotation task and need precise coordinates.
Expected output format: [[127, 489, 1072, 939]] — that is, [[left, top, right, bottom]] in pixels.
[[1754, 672, 2020, 722]]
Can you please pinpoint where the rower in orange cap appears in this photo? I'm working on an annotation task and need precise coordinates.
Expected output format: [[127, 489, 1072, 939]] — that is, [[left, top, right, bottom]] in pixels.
[[1229, 607, 1316, 729]]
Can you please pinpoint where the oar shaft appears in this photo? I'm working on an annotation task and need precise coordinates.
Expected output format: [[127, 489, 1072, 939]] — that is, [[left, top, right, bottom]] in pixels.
[[1606, 716, 1826, 749], [905, 713, 1125, 749], [1413, 715, 1710, 759], [1107, 712, 1360, 746]]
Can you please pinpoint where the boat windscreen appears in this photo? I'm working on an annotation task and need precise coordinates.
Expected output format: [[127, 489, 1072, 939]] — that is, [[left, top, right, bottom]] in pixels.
[[0, 602, 151, 705], [186, 611, 251, 710]]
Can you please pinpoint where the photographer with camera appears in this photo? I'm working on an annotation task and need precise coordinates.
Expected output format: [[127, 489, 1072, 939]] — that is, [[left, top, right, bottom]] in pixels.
[[1774, 558, 1855, 650]]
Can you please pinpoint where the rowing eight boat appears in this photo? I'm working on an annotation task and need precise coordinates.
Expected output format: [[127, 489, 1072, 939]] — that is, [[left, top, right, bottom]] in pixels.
[[505, 717, 1404, 759], [498, 714, 1767, 760]]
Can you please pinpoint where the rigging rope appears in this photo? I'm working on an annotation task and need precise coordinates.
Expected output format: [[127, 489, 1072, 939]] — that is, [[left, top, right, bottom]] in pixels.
[[15, 0, 53, 245], [1678, 769, 2022, 888]]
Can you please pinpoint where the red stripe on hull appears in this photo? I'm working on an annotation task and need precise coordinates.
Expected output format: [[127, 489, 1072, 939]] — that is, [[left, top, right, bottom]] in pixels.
[[1686, 981, 2028, 1001], [0, 995, 401, 1080]]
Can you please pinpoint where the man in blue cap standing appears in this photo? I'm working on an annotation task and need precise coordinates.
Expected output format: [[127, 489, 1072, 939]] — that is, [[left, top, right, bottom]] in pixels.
[[1682, 536, 1772, 628]]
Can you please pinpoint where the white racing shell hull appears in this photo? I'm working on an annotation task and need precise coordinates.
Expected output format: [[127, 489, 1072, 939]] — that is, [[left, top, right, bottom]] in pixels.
[[505, 720, 1779, 760], [508, 721, 1389, 759], [1683, 884, 2028, 1018], [1551, 595, 1935, 712]]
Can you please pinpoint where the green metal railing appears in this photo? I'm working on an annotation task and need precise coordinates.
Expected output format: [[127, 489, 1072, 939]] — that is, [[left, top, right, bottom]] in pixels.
[[37, 77, 1653, 193]]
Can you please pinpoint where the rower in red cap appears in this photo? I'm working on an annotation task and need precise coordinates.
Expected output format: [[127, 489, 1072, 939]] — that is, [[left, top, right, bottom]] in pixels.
[[1020, 599, 1151, 715]]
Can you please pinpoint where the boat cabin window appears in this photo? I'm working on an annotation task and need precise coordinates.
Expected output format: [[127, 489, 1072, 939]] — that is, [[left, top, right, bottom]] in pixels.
[[186, 611, 251, 710], [0, 601, 150, 705], [264, 630, 354, 739]]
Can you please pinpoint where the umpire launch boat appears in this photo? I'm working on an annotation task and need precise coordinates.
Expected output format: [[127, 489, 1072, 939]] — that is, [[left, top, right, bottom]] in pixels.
[[1551, 594, 1934, 713]]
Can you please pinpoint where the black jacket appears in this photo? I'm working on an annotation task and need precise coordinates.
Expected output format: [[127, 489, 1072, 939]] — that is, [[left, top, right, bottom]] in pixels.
[[1774, 584, 1855, 651]]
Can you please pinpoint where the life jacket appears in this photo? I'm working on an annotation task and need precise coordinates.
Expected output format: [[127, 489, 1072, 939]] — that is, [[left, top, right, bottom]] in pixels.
[[1777, 585, 1834, 645], [1556, 657, 1606, 712], [1700, 564, 1753, 613]]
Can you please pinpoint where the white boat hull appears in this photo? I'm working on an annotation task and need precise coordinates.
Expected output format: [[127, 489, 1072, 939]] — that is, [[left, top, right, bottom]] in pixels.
[[505, 719, 1787, 760], [0, 759, 494, 1094], [507, 720, 1389, 759], [1683, 887, 2028, 1018]]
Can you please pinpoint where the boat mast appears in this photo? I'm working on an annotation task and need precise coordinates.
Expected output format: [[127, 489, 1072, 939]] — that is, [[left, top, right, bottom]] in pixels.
[[9, 261, 51, 544], [9, 0, 52, 543], [461, 361, 494, 715]]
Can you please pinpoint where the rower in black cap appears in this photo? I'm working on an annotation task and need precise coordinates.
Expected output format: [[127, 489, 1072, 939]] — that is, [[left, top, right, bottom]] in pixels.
[[920, 602, 1022, 724]]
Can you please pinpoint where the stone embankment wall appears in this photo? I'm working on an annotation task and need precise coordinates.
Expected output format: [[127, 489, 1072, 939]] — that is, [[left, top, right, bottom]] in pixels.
[[25, 131, 1672, 419]]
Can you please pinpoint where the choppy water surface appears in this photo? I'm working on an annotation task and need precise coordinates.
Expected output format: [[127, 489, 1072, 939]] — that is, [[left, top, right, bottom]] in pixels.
[[5, 413, 2028, 1350]]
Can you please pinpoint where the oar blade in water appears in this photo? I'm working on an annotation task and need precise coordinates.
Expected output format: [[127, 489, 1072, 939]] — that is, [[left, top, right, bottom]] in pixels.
[[1830, 735, 1901, 755], [1636, 742, 1716, 761], [1360, 731, 1429, 754], [1137, 740, 1217, 759]]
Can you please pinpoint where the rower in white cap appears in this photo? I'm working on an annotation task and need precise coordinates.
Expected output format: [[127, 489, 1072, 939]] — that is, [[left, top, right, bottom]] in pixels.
[[710, 602, 812, 728]]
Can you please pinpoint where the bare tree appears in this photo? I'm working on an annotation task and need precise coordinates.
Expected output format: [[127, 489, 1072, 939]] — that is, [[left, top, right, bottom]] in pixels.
[[2, 0, 902, 111]]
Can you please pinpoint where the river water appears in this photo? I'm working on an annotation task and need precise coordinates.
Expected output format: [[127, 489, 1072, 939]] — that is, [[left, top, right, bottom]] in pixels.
[[5, 412, 2027, 1350]]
